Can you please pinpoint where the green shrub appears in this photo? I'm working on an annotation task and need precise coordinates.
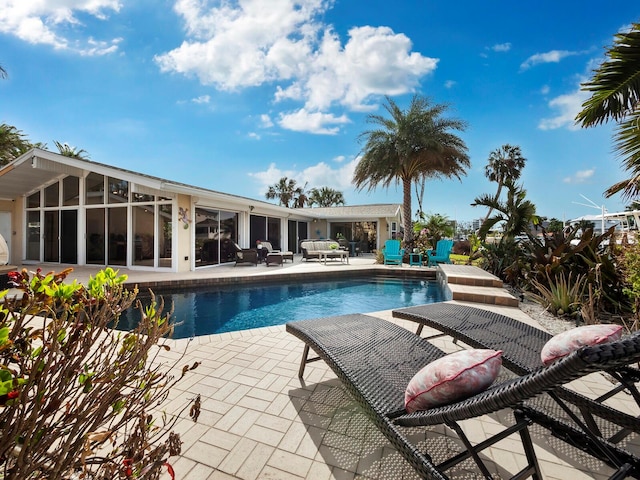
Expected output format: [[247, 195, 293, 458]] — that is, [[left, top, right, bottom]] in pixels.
[[0, 267, 198, 479]]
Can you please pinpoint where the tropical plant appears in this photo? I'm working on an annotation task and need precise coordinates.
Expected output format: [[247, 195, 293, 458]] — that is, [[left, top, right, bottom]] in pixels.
[[476, 236, 525, 285], [481, 144, 526, 226], [618, 241, 640, 331], [526, 271, 587, 318], [413, 213, 454, 249], [308, 187, 346, 207], [546, 218, 565, 235], [0, 65, 6, 79], [354, 95, 469, 246], [0, 124, 31, 166], [575, 21, 640, 199], [0, 267, 198, 479], [472, 179, 538, 240], [54, 140, 90, 160], [522, 225, 631, 316]]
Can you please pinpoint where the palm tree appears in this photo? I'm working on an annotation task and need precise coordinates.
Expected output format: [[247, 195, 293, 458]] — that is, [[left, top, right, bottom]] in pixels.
[[54, 141, 90, 160], [265, 177, 300, 208], [575, 21, 640, 199], [354, 95, 469, 245], [472, 179, 538, 239], [0, 124, 31, 166], [482, 144, 526, 226], [0, 65, 7, 79], [308, 187, 346, 207], [292, 182, 309, 208]]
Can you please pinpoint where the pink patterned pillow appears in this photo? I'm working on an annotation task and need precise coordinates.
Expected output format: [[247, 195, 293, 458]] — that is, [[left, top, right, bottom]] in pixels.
[[405, 349, 503, 413], [541, 324, 623, 365]]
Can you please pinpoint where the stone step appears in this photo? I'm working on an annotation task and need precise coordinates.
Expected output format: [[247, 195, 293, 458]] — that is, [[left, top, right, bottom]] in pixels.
[[439, 264, 504, 288], [437, 264, 518, 307]]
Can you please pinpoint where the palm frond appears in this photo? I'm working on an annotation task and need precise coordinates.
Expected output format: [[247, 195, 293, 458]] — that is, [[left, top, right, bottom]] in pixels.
[[576, 22, 640, 127]]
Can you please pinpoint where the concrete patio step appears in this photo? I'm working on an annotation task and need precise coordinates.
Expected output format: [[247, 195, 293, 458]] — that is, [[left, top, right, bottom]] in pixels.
[[438, 264, 518, 307]]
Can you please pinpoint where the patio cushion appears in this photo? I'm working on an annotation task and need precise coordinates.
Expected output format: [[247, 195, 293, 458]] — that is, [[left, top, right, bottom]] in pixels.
[[541, 324, 623, 366], [404, 349, 502, 413]]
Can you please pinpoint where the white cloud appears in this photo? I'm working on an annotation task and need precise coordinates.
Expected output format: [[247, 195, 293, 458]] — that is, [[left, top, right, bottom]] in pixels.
[[538, 82, 589, 130], [260, 114, 274, 128], [192, 95, 211, 104], [444, 80, 456, 89], [0, 0, 122, 54], [155, 0, 437, 134], [540, 85, 550, 95], [249, 158, 358, 195], [520, 50, 577, 70], [278, 108, 350, 135], [563, 169, 595, 184], [491, 43, 511, 52]]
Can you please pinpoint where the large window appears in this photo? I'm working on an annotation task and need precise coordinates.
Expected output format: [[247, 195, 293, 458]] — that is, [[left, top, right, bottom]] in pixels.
[[195, 207, 238, 267], [26, 174, 174, 268], [250, 215, 281, 250], [86, 209, 105, 264], [132, 204, 154, 266]]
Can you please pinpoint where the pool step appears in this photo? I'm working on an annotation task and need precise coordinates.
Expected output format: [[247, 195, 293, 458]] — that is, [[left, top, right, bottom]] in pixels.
[[438, 264, 518, 307]]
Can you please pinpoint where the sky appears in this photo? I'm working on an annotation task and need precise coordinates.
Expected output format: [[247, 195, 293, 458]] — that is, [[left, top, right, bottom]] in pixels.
[[1, 0, 639, 225]]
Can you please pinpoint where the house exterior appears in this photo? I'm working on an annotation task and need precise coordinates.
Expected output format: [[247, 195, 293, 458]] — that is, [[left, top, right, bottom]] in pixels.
[[0, 149, 402, 272]]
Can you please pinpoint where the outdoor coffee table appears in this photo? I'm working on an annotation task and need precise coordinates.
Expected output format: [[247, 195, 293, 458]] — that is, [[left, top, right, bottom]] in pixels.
[[318, 250, 349, 265]]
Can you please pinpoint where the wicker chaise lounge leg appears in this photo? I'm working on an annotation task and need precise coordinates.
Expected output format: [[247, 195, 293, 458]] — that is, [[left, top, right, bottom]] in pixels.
[[297, 344, 323, 378]]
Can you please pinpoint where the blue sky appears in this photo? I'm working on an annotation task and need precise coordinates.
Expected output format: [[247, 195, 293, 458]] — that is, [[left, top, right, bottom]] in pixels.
[[1, 1, 638, 225]]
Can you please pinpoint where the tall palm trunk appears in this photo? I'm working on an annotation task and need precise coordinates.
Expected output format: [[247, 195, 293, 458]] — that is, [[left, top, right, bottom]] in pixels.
[[402, 179, 413, 245], [482, 181, 504, 226]]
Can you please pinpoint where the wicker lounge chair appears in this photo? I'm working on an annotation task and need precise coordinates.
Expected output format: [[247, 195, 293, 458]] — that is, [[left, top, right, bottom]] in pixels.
[[232, 243, 259, 266], [287, 314, 640, 479], [392, 302, 640, 446]]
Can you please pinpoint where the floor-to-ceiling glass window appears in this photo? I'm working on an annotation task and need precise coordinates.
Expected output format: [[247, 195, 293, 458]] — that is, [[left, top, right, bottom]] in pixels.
[[250, 215, 266, 248], [108, 207, 127, 266], [330, 221, 378, 253], [158, 203, 172, 268], [195, 207, 238, 267], [267, 217, 281, 250], [26, 209, 40, 261], [132, 203, 154, 266], [86, 208, 106, 265]]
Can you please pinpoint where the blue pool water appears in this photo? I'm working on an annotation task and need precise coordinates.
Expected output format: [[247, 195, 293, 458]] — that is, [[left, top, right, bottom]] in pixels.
[[118, 277, 445, 339]]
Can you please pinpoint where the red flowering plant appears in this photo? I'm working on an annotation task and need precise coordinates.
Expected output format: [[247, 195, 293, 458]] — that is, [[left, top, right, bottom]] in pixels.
[[0, 267, 199, 479]]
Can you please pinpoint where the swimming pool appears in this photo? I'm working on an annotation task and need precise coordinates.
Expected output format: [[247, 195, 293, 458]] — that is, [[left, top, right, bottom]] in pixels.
[[118, 276, 445, 339]]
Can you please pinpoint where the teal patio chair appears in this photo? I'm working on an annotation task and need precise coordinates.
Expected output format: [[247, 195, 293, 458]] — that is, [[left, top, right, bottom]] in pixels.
[[382, 239, 404, 265], [426, 239, 453, 267]]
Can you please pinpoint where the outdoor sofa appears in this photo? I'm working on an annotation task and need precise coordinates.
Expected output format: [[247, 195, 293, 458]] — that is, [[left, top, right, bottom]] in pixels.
[[287, 313, 640, 479], [299, 239, 344, 262]]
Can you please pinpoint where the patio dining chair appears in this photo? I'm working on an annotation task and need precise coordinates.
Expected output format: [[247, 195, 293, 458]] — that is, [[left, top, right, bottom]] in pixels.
[[287, 314, 640, 479]]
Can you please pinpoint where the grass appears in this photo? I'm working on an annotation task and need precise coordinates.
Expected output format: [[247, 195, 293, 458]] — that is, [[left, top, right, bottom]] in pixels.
[[450, 253, 482, 266]]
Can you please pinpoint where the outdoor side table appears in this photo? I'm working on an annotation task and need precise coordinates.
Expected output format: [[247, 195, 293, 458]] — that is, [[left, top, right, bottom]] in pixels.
[[409, 252, 423, 267]]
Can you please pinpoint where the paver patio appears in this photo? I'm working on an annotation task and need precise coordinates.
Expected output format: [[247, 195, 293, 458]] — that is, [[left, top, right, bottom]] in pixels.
[[9, 257, 640, 478]]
